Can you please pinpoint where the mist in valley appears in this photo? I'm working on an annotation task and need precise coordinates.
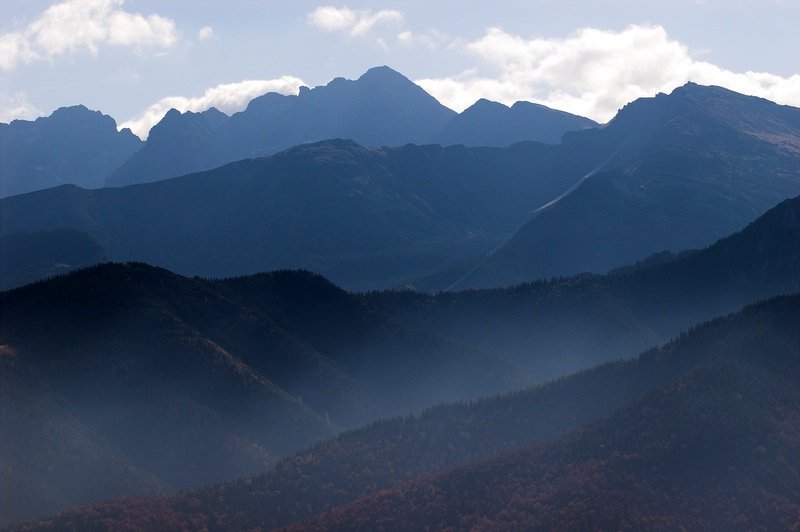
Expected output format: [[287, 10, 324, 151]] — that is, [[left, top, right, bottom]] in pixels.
[[1, 58, 799, 529]]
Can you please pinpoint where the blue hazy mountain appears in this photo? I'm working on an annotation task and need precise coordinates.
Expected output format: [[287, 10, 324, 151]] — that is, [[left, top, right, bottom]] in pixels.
[[106, 66, 457, 186], [1, 139, 587, 291], [0, 105, 142, 197], [1, 83, 797, 292], [438, 82, 800, 289], [432, 98, 598, 147], [105, 66, 599, 187]]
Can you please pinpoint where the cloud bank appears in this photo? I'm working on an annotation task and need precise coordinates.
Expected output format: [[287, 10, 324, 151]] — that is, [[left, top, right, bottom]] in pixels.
[[415, 24, 800, 122], [0, 0, 178, 70], [120, 76, 306, 139], [307, 6, 403, 37]]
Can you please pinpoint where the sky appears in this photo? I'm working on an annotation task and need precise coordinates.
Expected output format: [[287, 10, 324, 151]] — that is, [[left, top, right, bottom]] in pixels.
[[1, 0, 798, 139]]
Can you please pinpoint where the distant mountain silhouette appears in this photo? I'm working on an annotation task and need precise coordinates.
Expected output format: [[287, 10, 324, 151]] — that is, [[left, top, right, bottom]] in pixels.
[[105, 66, 598, 187], [432, 98, 598, 147], [440, 82, 800, 289], [15, 293, 798, 530], [107, 66, 458, 186], [0, 105, 142, 197], [105, 107, 230, 187], [2, 83, 798, 292]]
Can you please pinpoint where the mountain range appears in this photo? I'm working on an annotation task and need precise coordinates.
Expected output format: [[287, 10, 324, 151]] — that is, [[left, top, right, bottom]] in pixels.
[[1, 80, 797, 292], [1, 193, 798, 527], [108, 66, 597, 187], [439, 82, 800, 288], [2, 65, 800, 529], [0, 66, 597, 197], [0, 138, 592, 290]]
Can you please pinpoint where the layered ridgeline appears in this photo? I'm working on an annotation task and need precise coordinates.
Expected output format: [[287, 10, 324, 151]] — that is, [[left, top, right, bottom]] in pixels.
[[431, 97, 598, 147], [0, 67, 596, 196], [1, 194, 797, 528], [0, 105, 142, 198], [446, 82, 800, 288], [106, 66, 597, 187], [1, 82, 797, 291], [0, 229, 107, 291], [0, 263, 520, 526], [290, 295, 800, 531], [10, 293, 798, 530], [367, 195, 800, 383], [0, 139, 592, 291]]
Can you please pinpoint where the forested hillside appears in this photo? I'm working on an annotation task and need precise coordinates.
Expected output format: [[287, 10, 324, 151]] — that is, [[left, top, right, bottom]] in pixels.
[[367, 195, 800, 382], [10, 293, 797, 530], [0, 263, 519, 525]]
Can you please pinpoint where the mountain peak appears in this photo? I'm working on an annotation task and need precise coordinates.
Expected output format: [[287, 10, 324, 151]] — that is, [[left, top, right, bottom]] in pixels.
[[50, 104, 91, 116], [605, 81, 800, 143], [0, 104, 142, 197], [42, 105, 118, 130], [469, 98, 510, 111], [359, 65, 406, 81], [433, 96, 596, 147]]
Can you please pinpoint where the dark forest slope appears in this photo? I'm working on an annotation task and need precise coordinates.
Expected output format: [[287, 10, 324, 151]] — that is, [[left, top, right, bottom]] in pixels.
[[292, 296, 800, 530], [0, 263, 519, 526], [12, 293, 798, 531]]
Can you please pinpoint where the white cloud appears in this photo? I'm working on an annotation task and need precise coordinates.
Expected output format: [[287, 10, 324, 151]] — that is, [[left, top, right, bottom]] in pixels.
[[198, 26, 214, 41], [119, 76, 306, 139], [416, 24, 800, 122], [0, 92, 42, 123], [0, 0, 178, 69], [307, 6, 402, 37], [0, 31, 34, 70], [396, 29, 449, 50]]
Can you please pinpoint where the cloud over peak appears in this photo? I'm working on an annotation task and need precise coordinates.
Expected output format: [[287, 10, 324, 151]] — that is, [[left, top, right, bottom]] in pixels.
[[416, 24, 800, 122], [119, 76, 306, 139], [0, 0, 178, 70], [307, 6, 403, 37]]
